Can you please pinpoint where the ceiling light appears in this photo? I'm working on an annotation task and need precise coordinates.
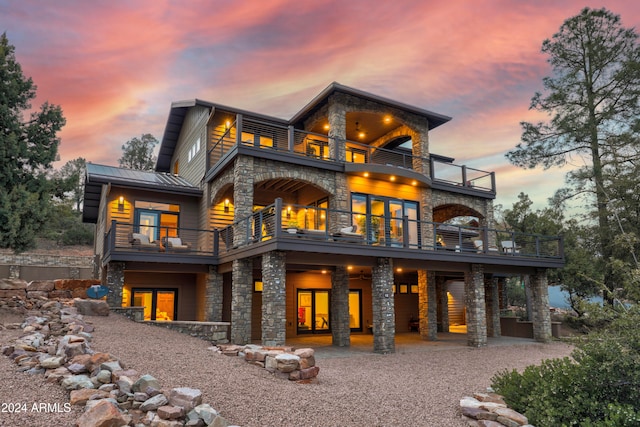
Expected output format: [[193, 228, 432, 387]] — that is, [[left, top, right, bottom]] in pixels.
[[390, 176, 396, 182], [364, 172, 369, 178]]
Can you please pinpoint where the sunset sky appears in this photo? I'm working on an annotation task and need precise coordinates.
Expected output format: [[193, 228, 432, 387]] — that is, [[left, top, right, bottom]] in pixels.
[[1, 0, 638, 210]]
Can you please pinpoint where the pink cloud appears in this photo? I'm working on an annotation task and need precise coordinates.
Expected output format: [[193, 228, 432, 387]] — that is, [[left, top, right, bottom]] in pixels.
[[1, 0, 638, 209]]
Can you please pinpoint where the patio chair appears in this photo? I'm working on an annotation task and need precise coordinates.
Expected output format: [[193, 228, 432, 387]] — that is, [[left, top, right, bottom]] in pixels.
[[129, 233, 159, 250], [501, 240, 521, 254], [162, 236, 191, 251], [473, 240, 499, 253], [332, 225, 364, 243]]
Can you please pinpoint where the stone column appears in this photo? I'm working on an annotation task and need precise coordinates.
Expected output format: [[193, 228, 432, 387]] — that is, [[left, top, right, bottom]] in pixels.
[[231, 258, 253, 344], [233, 156, 254, 247], [485, 276, 501, 337], [371, 257, 395, 354], [105, 262, 125, 308], [530, 268, 552, 342], [464, 264, 487, 347], [331, 266, 350, 347], [437, 276, 449, 332], [418, 270, 437, 341], [204, 265, 223, 322], [327, 95, 346, 162], [261, 251, 286, 346]]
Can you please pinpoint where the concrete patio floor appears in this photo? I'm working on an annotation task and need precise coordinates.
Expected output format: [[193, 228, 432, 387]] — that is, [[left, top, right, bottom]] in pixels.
[[285, 328, 540, 359]]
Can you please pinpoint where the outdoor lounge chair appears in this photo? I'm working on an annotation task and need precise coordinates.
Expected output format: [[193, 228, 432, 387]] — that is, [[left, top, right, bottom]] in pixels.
[[501, 240, 521, 254], [162, 237, 191, 251], [473, 240, 499, 253], [129, 233, 159, 250], [332, 225, 364, 243]]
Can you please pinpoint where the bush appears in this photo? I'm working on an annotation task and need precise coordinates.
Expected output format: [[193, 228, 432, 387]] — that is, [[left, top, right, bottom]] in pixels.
[[491, 306, 640, 426]]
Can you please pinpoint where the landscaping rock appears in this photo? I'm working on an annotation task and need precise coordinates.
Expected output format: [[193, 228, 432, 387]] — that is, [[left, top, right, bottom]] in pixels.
[[140, 393, 169, 412], [275, 353, 300, 373], [168, 387, 202, 412], [132, 373, 161, 393], [158, 405, 184, 420], [69, 388, 110, 405], [61, 374, 95, 390], [74, 298, 110, 316], [76, 399, 128, 427]]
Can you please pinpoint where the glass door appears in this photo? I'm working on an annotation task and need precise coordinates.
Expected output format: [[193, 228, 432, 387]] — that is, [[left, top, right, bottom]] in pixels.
[[388, 199, 403, 246], [132, 289, 177, 321], [136, 210, 160, 242], [297, 290, 330, 334], [349, 290, 362, 331]]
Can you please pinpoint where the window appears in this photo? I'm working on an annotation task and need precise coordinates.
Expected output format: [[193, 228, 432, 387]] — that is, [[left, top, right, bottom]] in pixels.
[[351, 194, 419, 247], [132, 289, 177, 321], [297, 289, 330, 334], [188, 137, 201, 162]]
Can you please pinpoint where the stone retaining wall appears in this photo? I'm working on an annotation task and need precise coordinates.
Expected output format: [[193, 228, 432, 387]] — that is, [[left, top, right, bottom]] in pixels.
[[0, 278, 100, 306], [109, 307, 145, 322], [147, 320, 230, 345], [0, 254, 95, 281]]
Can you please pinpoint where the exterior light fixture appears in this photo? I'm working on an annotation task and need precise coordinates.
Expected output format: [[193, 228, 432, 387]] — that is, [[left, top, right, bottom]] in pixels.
[[390, 176, 396, 182], [225, 120, 231, 130], [224, 199, 230, 213], [286, 206, 292, 218], [323, 123, 330, 130], [383, 116, 392, 124], [118, 196, 124, 211], [411, 180, 417, 186]]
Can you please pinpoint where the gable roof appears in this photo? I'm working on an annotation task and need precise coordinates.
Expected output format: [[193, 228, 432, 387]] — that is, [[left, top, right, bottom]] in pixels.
[[155, 83, 452, 172], [289, 82, 452, 130], [83, 163, 202, 223]]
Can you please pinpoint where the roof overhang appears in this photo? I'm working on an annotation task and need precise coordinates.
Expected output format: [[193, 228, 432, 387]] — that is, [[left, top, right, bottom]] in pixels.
[[289, 82, 452, 130]]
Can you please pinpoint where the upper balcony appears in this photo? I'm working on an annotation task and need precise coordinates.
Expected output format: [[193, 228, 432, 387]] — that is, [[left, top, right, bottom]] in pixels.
[[102, 199, 563, 270], [205, 115, 495, 197]]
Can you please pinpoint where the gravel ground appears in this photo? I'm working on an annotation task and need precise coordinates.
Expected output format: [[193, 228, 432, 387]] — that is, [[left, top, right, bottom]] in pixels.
[[0, 312, 574, 427]]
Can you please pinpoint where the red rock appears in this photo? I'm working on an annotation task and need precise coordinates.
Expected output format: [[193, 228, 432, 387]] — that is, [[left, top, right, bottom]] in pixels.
[[0, 279, 27, 290], [48, 290, 72, 299], [76, 399, 127, 427], [157, 405, 184, 420], [27, 280, 55, 291], [54, 279, 100, 291], [0, 290, 26, 298], [70, 388, 110, 405]]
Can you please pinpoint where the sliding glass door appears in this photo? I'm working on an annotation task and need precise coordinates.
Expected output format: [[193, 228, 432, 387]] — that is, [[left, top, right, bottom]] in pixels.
[[351, 194, 419, 247]]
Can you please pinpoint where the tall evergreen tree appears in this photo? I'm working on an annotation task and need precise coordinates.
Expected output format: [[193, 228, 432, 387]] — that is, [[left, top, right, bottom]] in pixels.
[[118, 134, 158, 170], [0, 33, 66, 252], [506, 8, 640, 304]]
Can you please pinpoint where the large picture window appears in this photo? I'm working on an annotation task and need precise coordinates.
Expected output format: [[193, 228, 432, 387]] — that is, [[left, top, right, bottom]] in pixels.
[[351, 193, 419, 247]]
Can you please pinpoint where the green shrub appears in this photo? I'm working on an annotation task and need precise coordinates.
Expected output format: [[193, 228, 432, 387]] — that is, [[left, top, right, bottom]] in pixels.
[[491, 306, 640, 427]]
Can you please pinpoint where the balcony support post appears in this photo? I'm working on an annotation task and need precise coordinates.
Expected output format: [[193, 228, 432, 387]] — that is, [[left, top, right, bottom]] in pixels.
[[331, 266, 351, 347], [235, 114, 243, 146], [230, 258, 252, 344], [464, 264, 487, 347], [371, 257, 395, 354], [529, 268, 552, 343], [418, 270, 437, 341], [261, 251, 287, 346], [287, 125, 294, 152]]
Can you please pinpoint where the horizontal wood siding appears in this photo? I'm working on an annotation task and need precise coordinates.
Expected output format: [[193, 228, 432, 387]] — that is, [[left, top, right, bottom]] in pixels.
[[173, 106, 209, 186]]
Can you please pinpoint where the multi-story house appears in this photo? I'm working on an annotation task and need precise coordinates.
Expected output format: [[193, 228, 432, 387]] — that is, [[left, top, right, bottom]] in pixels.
[[82, 83, 563, 353]]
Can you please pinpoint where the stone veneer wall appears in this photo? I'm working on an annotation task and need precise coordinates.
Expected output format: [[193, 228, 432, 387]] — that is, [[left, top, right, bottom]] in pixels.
[[371, 257, 395, 354], [0, 278, 100, 302], [0, 254, 94, 280], [261, 251, 287, 346], [465, 264, 487, 347], [109, 306, 145, 322], [147, 320, 230, 344], [330, 266, 350, 347]]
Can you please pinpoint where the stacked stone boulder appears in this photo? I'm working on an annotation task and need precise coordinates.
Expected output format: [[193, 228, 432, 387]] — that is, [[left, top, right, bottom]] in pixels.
[[0, 278, 100, 310], [217, 344, 320, 382], [460, 391, 532, 427], [1, 298, 234, 426]]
